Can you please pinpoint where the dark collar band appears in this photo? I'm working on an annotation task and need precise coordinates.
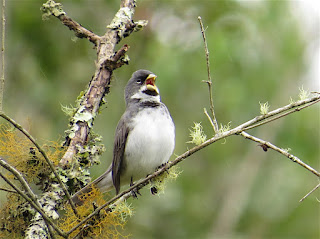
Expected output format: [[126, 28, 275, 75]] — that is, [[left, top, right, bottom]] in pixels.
[[140, 101, 161, 108]]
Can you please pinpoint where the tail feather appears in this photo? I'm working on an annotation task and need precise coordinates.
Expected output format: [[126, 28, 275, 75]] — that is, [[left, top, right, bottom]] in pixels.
[[71, 167, 113, 206]]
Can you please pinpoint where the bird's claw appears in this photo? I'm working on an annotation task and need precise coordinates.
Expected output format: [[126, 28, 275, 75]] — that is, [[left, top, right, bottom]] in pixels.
[[131, 187, 141, 198], [130, 177, 141, 198]]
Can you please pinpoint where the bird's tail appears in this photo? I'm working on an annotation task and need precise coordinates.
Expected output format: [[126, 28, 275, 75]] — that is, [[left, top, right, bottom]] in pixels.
[[71, 166, 113, 206]]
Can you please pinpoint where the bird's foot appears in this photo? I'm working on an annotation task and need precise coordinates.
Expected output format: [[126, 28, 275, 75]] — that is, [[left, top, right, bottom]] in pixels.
[[131, 187, 142, 198], [156, 162, 168, 170], [130, 177, 141, 198], [156, 162, 170, 175], [150, 186, 158, 195]]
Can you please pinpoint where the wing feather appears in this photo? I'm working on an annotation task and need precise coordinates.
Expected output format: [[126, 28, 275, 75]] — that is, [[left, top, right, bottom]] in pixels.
[[112, 116, 130, 194]]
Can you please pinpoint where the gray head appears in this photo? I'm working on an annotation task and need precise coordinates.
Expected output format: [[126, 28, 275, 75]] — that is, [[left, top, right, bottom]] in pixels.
[[124, 69, 160, 105]]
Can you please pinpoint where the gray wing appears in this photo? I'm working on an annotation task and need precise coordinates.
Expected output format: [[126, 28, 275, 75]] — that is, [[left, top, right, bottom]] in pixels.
[[112, 115, 130, 195]]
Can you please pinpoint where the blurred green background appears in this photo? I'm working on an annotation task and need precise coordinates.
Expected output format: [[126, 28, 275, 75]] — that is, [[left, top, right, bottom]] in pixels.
[[1, 0, 319, 238]]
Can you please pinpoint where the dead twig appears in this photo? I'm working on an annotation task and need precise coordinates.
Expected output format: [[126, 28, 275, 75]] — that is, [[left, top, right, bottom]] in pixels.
[[299, 182, 320, 202], [198, 16, 219, 133]]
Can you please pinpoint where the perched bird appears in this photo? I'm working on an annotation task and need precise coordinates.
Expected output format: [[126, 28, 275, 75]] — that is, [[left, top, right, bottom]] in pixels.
[[72, 69, 175, 205]]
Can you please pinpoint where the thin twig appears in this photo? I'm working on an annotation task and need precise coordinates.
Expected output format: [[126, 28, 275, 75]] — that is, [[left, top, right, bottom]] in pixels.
[[233, 95, 320, 132], [47, 225, 57, 239], [0, 0, 6, 111], [243, 99, 320, 131], [0, 173, 67, 237], [71, 224, 89, 239], [0, 158, 61, 237], [204, 108, 215, 130], [0, 158, 39, 199], [239, 132, 320, 177], [0, 159, 67, 238], [0, 187, 17, 193], [0, 112, 78, 216], [299, 182, 320, 202], [198, 16, 219, 133]]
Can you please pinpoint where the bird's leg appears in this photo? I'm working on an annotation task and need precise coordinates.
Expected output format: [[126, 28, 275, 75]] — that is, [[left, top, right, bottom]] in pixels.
[[130, 176, 141, 198]]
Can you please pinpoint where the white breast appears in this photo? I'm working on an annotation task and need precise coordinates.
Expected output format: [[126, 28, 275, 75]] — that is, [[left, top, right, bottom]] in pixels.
[[122, 105, 175, 183]]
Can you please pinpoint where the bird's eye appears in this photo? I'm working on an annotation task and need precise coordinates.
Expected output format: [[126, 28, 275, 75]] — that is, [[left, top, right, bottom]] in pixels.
[[136, 79, 142, 84]]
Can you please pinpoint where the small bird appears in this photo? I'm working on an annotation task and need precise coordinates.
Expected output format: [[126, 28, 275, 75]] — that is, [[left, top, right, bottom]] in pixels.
[[72, 69, 175, 205]]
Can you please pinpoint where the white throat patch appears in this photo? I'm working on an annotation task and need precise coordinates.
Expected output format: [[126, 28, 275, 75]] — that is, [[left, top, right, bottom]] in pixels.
[[131, 85, 161, 102]]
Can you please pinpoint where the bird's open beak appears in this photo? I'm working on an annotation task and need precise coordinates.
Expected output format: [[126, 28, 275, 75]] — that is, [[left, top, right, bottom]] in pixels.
[[145, 74, 159, 94]]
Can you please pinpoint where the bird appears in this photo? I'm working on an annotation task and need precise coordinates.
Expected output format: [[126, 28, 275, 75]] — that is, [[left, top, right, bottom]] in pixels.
[[72, 69, 175, 205]]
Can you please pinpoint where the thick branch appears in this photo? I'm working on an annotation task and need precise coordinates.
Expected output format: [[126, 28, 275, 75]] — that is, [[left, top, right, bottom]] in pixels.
[[59, 0, 138, 166]]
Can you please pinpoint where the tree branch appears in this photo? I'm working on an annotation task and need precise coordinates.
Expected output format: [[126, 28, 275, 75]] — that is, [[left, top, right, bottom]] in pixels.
[[41, 0, 100, 45], [198, 16, 219, 133], [57, 0, 143, 166], [0, 0, 6, 112], [0, 112, 78, 216], [239, 131, 320, 177], [299, 182, 320, 202], [57, 14, 100, 45], [0, 158, 67, 238], [243, 98, 320, 131], [0, 158, 38, 201], [0, 187, 17, 193], [233, 96, 320, 132]]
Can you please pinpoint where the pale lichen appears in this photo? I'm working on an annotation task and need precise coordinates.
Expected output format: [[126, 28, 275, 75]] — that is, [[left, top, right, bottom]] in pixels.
[[218, 122, 231, 135], [41, 0, 65, 20], [61, 103, 76, 117], [112, 201, 134, 222], [133, 20, 148, 32], [259, 101, 270, 115], [299, 86, 310, 101], [107, 6, 148, 40], [188, 122, 207, 145], [150, 165, 182, 195]]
